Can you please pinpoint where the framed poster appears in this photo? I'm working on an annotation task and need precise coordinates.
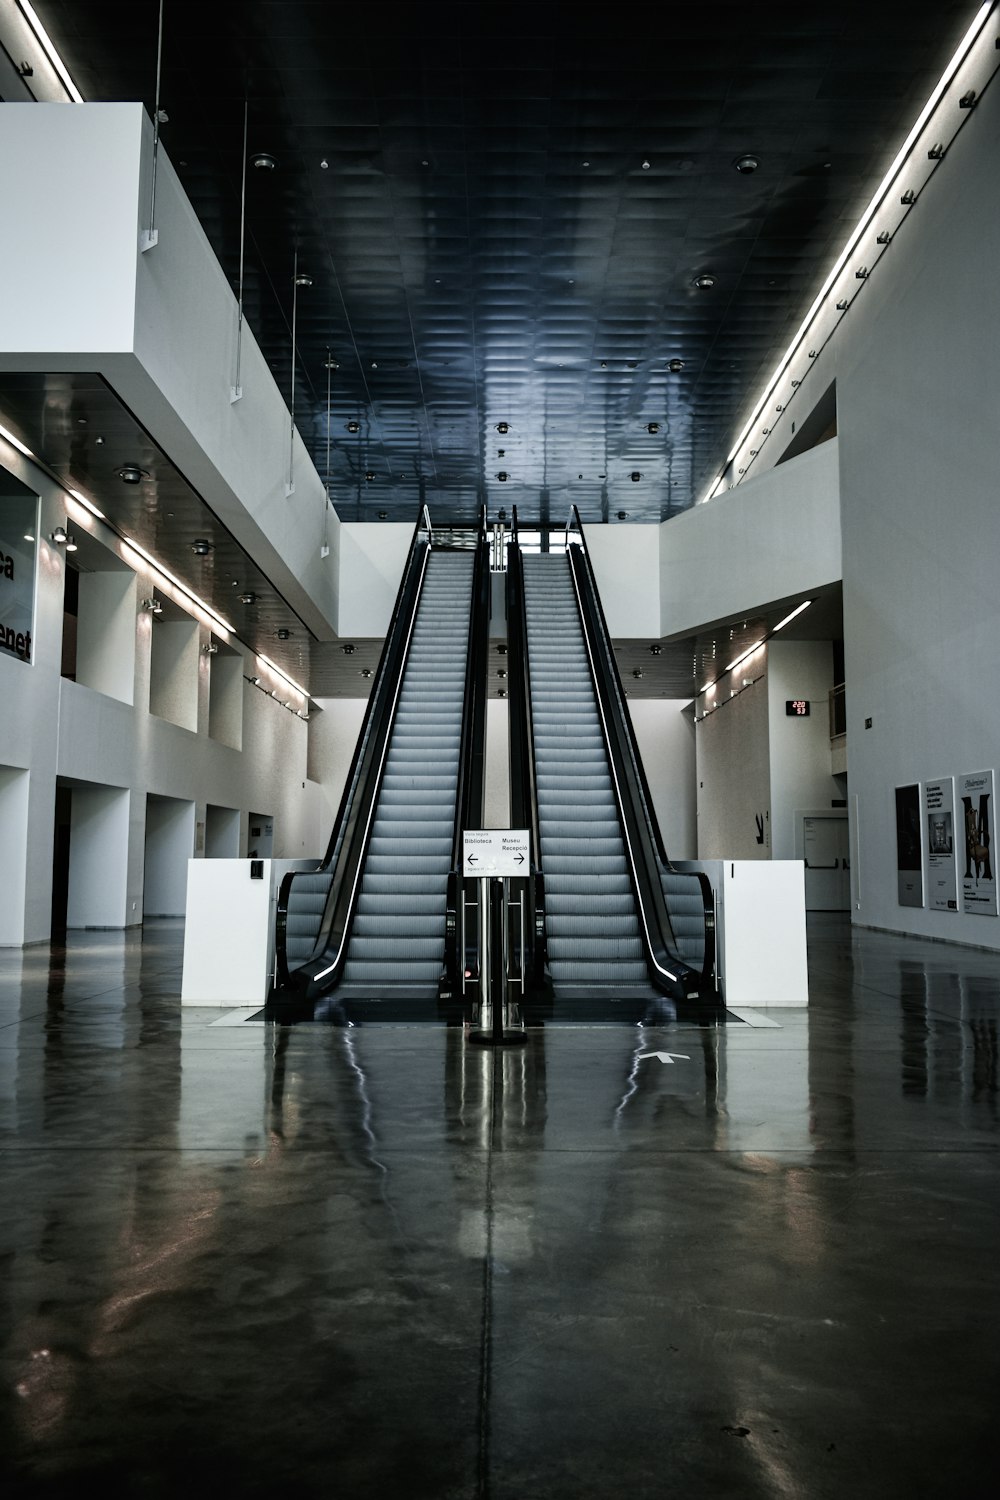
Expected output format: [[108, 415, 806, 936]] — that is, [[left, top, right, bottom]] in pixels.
[[924, 778, 958, 911], [959, 770, 998, 917], [895, 784, 923, 907]]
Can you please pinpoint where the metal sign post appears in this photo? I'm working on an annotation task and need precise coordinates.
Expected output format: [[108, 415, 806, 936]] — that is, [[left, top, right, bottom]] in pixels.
[[464, 832, 529, 1046]]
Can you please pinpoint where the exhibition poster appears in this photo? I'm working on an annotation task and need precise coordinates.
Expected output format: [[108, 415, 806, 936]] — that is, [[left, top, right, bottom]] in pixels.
[[894, 783, 923, 908], [0, 493, 37, 665], [924, 778, 958, 912], [959, 770, 998, 917]]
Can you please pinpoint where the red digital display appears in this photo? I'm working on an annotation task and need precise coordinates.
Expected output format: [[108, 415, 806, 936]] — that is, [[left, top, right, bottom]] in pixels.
[[786, 699, 810, 717]]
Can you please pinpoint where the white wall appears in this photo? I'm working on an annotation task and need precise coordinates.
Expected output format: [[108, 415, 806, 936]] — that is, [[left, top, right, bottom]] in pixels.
[[626, 699, 697, 859], [766, 640, 841, 859], [659, 440, 841, 639], [0, 766, 29, 945], [583, 524, 661, 638], [307, 698, 368, 845], [67, 784, 131, 928], [695, 667, 771, 860], [76, 569, 137, 704], [336, 523, 412, 637]]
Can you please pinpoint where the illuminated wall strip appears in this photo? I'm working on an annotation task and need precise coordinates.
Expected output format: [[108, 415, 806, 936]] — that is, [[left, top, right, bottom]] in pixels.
[[700, 1, 997, 503], [0, 421, 34, 459], [67, 488, 106, 521], [772, 599, 813, 633], [16, 0, 84, 102], [119, 538, 235, 637], [255, 652, 309, 701]]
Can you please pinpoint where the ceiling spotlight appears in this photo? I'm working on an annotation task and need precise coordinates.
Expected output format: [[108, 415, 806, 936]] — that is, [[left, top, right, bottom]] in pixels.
[[360, 668, 373, 679], [342, 643, 355, 655], [251, 152, 276, 170], [347, 420, 360, 433], [497, 669, 507, 679], [649, 644, 661, 655], [377, 511, 388, 520], [365, 471, 375, 482], [632, 668, 644, 679], [191, 539, 213, 555], [630, 471, 642, 482], [116, 464, 148, 484], [733, 154, 760, 174], [325, 355, 340, 370], [276, 628, 291, 641], [497, 471, 508, 482], [497, 643, 507, 655], [668, 358, 685, 372], [240, 592, 256, 605], [693, 274, 716, 289], [647, 422, 660, 434], [95, 436, 105, 444], [495, 421, 509, 434], [294, 272, 313, 287], [641, 159, 651, 170], [320, 158, 329, 169], [616, 511, 629, 520]]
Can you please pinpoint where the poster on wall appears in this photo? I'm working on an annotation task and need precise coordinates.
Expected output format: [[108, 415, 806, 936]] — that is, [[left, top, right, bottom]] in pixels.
[[895, 783, 923, 907], [0, 493, 37, 665], [958, 770, 998, 917], [924, 778, 958, 912]]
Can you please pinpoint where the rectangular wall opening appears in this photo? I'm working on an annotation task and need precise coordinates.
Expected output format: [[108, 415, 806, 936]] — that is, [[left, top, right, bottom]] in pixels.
[[205, 803, 241, 858], [247, 812, 274, 859], [55, 778, 131, 930], [0, 765, 30, 946], [65, 531, 137, 704], [208, 646, 243, 750], [148, 598, 199, 730], [144, 794, 196, 917]]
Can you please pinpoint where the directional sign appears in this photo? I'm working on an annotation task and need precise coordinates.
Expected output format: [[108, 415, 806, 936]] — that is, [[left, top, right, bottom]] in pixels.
[[463, 829, 530, 878], [637, 1051, 690, 1066]]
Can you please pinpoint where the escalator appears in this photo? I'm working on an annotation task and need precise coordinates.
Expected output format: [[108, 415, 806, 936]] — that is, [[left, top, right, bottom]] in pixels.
[[508, 510, 716, 1011], [271, 508, 489, 1012]]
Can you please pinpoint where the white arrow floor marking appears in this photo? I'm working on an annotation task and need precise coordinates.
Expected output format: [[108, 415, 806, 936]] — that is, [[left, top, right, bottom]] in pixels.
[[638, 1051, 690, 1065]]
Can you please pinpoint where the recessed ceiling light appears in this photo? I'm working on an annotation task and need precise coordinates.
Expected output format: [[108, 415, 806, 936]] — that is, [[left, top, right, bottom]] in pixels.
[[495, 422, 509, 434], [346, 420, 360, 433], [497, 472, 508, 482], [377, 511, 388, 520], [251, 152, 276, 170], [320, 158, 329, 169], [733, 154, 760, 174], [365, 471, 375, 482], [649, 644, 661, 655], [276, 628, 291, 640], [668, 358, 685, 373], [641, 159, 651, 170], [191, 539, 213, 555], [632, 668, 643, 679], [630, 471, 642, 482], [616, 511, 629, 520], [116, 464, 148, 484], [360, 668, 373, 679], [342, 644, 355, 654], [240, 592, 256, 605], [294, 272, 313, 287], [325, 355, 340, 370], [693, 274, 716, 289], [647, 422, 660, 434]]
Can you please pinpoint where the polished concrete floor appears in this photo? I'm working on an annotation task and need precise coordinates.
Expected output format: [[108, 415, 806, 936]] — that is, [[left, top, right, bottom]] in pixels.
[[1, 915, 998, 1498]]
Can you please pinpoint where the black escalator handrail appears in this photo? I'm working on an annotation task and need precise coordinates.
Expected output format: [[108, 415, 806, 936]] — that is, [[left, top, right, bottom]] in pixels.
[[566, 537, 695, 996], [452, 507, 490, 858], [565, 509, 716, 991], [280, 509, 433, 991], [507, 508, 546, 985], [444, 510, 491, 993]]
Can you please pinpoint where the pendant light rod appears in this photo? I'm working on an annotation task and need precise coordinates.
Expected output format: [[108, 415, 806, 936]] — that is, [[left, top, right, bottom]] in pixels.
[[232, 97, 248, 402], [141, 0, 165, 251]]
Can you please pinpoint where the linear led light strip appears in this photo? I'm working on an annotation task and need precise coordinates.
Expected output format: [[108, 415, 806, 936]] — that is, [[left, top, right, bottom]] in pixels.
[[255, 652, 308, 702], [701, 598, 814, 698], [701, 0, 996, 503], [117, 537, 235, 637], [16, 0, 84, 101]]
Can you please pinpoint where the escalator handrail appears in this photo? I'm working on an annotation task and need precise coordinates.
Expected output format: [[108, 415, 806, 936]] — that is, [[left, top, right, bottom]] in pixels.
[[451, 506, 490, 862], [506, 508, 547, 987], [508, 509, 543, 873], [565, 522, 694, 993], [276, 507, 433, 989], [444, 510, 491, 993], [566, 507, 716, 989]]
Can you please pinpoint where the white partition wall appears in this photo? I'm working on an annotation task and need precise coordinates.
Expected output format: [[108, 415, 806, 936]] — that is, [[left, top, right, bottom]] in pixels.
[[67, 784, 131, 929]]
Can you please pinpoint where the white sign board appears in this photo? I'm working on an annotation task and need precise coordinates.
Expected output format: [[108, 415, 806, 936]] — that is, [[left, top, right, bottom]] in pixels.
[[463, 829, 530, 878]]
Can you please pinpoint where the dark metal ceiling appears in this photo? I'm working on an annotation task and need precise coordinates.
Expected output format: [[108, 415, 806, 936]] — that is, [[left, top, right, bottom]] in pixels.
[[25, 0, 980, 527]]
